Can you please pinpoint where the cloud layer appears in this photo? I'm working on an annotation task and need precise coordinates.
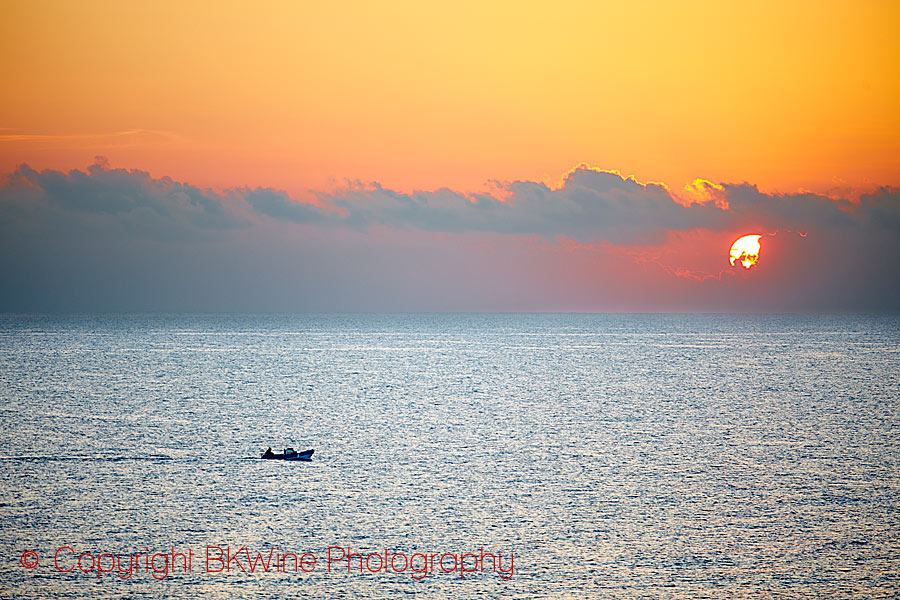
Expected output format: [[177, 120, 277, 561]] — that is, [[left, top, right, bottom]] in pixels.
[[1, 162, 898, 311]]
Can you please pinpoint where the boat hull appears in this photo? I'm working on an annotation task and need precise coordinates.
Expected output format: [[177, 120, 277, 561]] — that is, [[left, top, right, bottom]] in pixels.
[[261, 448, 314, 461]]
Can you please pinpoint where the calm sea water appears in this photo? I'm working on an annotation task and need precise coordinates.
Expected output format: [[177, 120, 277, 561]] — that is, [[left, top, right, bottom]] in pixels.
[[0, 314, 898, 599]]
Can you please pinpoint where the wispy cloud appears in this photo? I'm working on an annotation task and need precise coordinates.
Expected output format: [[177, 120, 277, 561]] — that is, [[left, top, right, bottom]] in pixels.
[[0, 129, 185, 150]]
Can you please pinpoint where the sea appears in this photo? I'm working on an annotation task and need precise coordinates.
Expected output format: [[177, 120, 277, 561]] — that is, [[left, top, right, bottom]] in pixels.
[[0, 314, 898, 599]]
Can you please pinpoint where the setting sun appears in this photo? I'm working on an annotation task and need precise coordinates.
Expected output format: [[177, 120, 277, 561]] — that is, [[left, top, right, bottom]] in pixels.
[[729, 234, 762, 269]]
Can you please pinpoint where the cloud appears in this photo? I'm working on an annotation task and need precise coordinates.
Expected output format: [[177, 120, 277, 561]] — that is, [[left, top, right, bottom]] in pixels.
[[240, 187, 331, 225], [0, 162, 898, 311], [319, 166, 897, 247], [323, 167, 721, 245], [0, 129, 185, 150], [2, 162, 248, 240]]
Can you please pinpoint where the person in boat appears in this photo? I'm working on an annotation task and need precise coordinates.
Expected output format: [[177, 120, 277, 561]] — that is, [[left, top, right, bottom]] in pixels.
[[263, 447, 274, 457]]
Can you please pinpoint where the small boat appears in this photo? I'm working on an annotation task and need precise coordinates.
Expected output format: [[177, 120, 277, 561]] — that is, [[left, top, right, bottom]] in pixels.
[[261, 447, 314, 461]]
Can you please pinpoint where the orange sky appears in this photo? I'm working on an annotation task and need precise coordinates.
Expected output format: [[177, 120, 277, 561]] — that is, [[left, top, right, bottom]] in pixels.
[[1, 0, 898, 199]]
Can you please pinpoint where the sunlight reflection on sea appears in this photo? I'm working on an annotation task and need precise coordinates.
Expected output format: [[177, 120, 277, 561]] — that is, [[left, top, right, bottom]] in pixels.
[[1, 314, 898, 598]]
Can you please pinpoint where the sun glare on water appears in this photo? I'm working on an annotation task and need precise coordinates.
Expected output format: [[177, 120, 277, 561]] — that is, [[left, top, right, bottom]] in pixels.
[[729, 235, 762, 269]]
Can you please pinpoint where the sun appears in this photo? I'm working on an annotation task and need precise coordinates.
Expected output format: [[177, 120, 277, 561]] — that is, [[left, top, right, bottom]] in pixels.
[[729, 234, 762, 269]]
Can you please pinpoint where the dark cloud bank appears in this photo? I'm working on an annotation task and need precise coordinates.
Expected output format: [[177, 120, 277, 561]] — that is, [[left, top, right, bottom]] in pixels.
[[1, 162, 898, 312]]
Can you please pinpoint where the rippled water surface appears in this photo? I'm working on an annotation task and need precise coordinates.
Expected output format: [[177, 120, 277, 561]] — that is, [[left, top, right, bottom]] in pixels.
[[1, 314, 898, 598]]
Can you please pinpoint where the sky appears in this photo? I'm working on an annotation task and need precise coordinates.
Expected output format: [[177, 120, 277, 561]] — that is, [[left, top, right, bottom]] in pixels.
[[1, 0, 898, 312]]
